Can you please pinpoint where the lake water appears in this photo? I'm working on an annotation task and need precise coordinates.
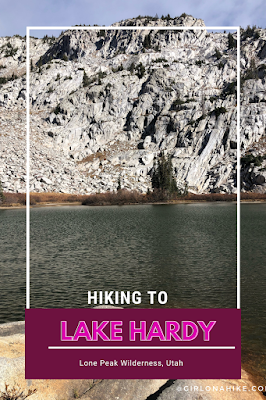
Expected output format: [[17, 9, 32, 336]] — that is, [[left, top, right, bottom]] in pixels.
[[241, 203, 266, 384], [0, 203, 264, 383], [29, 203, 236, 309]]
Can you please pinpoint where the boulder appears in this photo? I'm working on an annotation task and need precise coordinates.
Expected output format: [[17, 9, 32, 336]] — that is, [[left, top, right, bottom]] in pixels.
[[82, 379, 168, 400], [0, 321, 262, 400], [155, 372, 263, 399]]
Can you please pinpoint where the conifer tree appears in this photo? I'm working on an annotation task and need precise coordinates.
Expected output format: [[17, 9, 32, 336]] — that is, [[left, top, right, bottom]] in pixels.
[[143, 34, 151, 49], [117, 176, 121, 191], [0, 180, 4, 203], [228, 32, 237, 49], [136, 62, 145, 78], [151, 153, 178, 195], [83, 71, 90, 87]]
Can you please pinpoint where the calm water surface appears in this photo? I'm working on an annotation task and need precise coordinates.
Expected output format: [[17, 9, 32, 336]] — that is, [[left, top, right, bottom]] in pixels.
[[0, 208, 26, 321], [241, 203, 266, 384], [28, 204, 236, 309], [1, 203, 264, 382]]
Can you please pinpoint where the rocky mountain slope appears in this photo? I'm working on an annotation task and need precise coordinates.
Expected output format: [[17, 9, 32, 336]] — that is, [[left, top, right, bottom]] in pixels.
[[0, 15, 265, 194]]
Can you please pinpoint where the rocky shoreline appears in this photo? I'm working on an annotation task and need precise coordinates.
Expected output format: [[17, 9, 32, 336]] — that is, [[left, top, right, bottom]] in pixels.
[[4, 197, 266, 210], [0, 321, 264, 400]]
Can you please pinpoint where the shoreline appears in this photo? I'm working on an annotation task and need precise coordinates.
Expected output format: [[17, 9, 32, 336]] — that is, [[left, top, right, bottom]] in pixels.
[[1, 191, 266, 209], [2, 199, 266, 210]]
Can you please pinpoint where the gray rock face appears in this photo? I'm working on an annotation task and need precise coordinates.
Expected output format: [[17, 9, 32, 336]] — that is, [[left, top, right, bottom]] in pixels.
[[0, 321, 24, 336], [82, 379, 168, 400], [0, 17, 265, 194]]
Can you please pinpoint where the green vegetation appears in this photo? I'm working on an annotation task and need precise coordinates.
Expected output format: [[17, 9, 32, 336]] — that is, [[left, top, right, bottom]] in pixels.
[[196, 114, 206, 123], [82, 70, 106, 88], [135, 62, 145, 78], [98, 71, 107, 79], [3, 42, 18, 57], [241, 25, 260, 41], [135, 14, 162, 21], [195, 60, 205, 66], [82, 68, 107, 87], [117, 176, 121, 191], [0, 180, 4, 203], [241, 154, 266, 167], [14, 34, 25, 40], [97, 71, 107, 85], [228, 32, 237, 49], [189, 113, 207, 128], [214, 48, 222, 60], [151, 153, 178, 195], [241, 59, 258, 84], [222, 81, 237, 97], [161, 13, 173, 21], [53, 104, 61, 115], [128, 62, 135, 74], [42, 34, 56, 44], [2, 191, 238, 207], [213, 107, 227, 118], [143, 33, 151, 49], [172, 97, 195, 110], [97, 30, 106, 38], [83, 71, 90, 87], [0, 73, 18, 85], [152, 57, 167, 63], [172, 98, 185, 108], [112, 65, 123, 73]]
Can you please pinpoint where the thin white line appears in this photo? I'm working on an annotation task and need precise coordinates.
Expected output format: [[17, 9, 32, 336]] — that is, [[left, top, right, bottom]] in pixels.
[[237, 27, 241, 310], [26, 25, 239, 311], [27, 26, 239, 31], [48, 346, 235, 350], [26, 27, 30, 310]]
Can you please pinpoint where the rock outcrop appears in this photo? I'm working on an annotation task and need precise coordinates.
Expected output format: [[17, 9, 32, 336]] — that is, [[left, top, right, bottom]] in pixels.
[[0, 321, 263, 400], [0, 16, 265, 194]]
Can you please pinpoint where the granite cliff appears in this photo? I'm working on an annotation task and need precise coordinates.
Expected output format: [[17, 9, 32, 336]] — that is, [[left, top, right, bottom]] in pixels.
[[0, 15, 265, 194]]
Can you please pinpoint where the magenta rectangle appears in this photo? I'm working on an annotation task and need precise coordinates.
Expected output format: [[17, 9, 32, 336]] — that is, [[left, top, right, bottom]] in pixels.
[[25, 308, 241, 379]]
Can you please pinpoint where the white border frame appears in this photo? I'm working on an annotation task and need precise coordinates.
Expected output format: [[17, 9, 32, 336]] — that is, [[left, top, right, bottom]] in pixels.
[[26, 25, 240, 310]]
